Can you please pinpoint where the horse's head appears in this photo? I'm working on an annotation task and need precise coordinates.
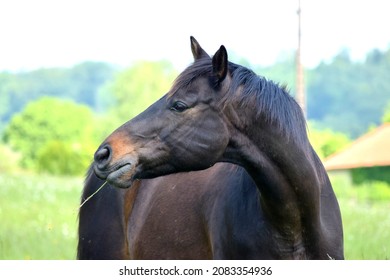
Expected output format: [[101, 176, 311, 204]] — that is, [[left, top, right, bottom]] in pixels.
[[94, 37, 234, 188]]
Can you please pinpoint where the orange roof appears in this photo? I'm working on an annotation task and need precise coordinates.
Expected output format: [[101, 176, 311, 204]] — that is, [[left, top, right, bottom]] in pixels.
[[324, 123, 390, 171]]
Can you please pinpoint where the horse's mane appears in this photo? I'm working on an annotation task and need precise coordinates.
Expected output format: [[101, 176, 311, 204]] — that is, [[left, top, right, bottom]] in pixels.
[[172, 58, 308, 146]]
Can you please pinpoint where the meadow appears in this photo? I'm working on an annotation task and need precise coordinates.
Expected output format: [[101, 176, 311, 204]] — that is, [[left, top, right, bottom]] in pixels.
[[0, 173, 81, 259], [0, 172, 389, 260]]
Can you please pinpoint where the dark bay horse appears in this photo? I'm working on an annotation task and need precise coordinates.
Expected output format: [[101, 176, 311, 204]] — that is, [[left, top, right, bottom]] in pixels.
[[78, 37, 344, 259]]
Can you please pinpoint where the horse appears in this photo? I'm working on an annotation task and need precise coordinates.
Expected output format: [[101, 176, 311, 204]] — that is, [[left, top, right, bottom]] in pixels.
[[77, 37, 344, 260]]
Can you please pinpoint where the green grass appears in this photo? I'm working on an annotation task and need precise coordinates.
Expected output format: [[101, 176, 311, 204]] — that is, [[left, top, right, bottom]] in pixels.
[[330, 172, 390, 259], [0, 173, 81, 259], [0, 171, 389, 259], [338, 199, 390, 259]]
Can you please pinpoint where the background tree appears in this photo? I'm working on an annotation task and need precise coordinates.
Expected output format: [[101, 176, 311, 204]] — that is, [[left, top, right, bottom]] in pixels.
[[307, 122, 350, 159], [307, 48, 390, 138], [102, 61, 177, 124], [3, 97, 98, 174], [0, 62, 115, 133]]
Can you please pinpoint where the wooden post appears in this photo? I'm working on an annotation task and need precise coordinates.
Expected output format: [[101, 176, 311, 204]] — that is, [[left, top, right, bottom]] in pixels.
[[296, 0, 306, 117]]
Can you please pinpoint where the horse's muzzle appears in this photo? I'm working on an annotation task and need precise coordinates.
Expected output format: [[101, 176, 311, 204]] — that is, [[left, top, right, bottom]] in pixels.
[[93, 144, 139, 189]]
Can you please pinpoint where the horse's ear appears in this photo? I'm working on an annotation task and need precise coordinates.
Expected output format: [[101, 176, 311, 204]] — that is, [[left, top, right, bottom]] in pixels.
[[190, 36, 209, 60], [212, 45, 228, 82]]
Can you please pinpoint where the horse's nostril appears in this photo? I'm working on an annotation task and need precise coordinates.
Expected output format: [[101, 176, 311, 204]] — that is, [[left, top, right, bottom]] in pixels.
[[94, 145, 112, 168]]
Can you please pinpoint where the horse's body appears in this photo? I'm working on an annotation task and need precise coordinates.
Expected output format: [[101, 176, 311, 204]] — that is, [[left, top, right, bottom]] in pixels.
[[78, 37, 344, 260]]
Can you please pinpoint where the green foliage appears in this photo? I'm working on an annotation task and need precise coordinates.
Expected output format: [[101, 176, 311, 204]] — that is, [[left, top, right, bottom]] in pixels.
[[3, 97, 97, 173], [104, 61, 177, 123], [307, 48, 390, 138], [330, 171, 390, 202], [307, 122, 350, 159], [351, 166, 390, 185], [354, 181, 390, 202], [37, 141, 93, 176]]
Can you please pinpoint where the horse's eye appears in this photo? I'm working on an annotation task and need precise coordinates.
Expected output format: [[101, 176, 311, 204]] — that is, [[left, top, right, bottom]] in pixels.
[[170, 101, 188, 112]]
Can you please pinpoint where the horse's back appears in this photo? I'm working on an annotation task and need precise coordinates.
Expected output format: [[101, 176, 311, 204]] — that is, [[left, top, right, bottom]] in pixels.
[[126, 163, 273, 259]]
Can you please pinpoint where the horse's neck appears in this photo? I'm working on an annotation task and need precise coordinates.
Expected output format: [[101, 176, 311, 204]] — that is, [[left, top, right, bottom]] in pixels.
[[226, 123, 324, 257]]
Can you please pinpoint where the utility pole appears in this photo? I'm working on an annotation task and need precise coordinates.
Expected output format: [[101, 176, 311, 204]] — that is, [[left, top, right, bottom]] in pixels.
[[296, 0, 306, 117]]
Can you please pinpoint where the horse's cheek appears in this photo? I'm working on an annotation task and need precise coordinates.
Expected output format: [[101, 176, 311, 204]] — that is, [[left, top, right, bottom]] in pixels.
[[199, 118, 229, 161]]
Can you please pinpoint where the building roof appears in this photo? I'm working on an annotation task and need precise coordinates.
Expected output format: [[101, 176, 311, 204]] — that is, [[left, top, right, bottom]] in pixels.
[[324, 123, 390, 171]]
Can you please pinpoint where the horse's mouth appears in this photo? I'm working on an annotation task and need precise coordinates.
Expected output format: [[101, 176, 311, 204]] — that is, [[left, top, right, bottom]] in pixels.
[[94, 162, 138, 189]]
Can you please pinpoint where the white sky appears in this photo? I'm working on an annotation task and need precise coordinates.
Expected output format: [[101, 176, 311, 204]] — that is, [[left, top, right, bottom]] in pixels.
[[0, 0, 389, 71]]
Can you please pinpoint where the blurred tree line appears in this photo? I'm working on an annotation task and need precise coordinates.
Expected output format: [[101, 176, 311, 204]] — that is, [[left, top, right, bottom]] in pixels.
[[0, 61, 176, 175], [0, 62, 115, 126], [255, 48, 390, 138], [1, 47, 389, 175]]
